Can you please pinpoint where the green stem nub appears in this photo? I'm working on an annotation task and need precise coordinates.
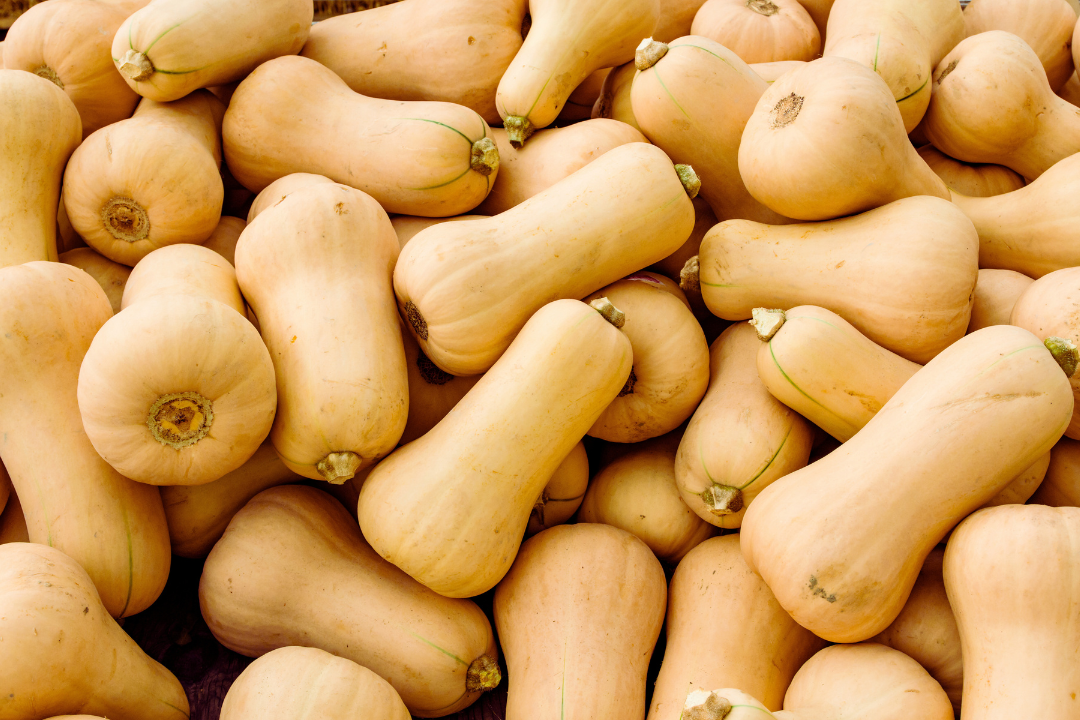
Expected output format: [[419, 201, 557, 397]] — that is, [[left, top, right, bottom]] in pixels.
[[470, 137, 499, 176], [701, 484, 743, 515], [316, 451, 362, 485], [466, 654, 502, 693], [118, 49, 154, 82], [684, 691, 734, 720], [1046, 336, 1079, 378], [750, 308, 786, 341], [680, 256, 701, 296], [635, 37, 669, 70], [504, 116, 534, 149], [675, 164, 701, 198], [590, 296, 626, 328]]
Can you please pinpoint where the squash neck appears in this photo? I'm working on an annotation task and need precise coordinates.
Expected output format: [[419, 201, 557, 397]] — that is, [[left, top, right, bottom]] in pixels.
[[1016, 101, 1080, 179]]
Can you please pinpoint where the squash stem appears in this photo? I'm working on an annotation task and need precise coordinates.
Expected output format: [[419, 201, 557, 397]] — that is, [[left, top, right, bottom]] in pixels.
[[675, 164, 701, 198], [316, 451, 362, 485], [635, 38, 669, 70], [680, 256, 701, 296], [589, 297, 626, 328], [750, 308, 786, 341], [470, 138, 499, 176], [701, 484, 743, 515], [504, 116, 534, 149], [147, 392, 213, 449], [118, 50, 155, 82], [466, 654, 502, 692], [1045, 336, 1079, 377], [33, 65, 64, 89], [684, 690, 734, 720], [101, 197, 151, 243]]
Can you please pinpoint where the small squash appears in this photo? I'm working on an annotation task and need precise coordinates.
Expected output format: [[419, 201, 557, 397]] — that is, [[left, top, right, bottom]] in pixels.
[[301, 0, 525, 125], [965, 0, 1076, 90], [526, 442, 589, 536], [741, 324, 1074, 643], [220, 646, 410, 720], [246, 173, 335, 223], [112, 0, 312, 102], [62, 90, 225, 266], [494, 523, 667, 720], [690, 0, 820, 64], [917, 145, 1026, 197], [201, 215, 246, 266], [200, 485, 500, 717], [224, 56, 498, 216], [591, 61, 642, 132], [1029, 435, 1080, 506], [59, 247, 131, 314]]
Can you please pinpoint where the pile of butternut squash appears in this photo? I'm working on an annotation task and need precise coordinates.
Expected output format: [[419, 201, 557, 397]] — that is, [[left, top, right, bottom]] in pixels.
[[4, 0, 1080, 718]]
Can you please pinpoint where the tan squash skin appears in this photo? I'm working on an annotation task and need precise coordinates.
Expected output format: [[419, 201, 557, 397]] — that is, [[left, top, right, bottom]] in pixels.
[[59, 247, 131, 314], [495, 0, 660, 146], [691, 0, 820, 64], [1030, 435, 1080, 506], [0, 262, 170, 618], [494, 523, 667, 720], [654, 0, 710, 41], [0, 544, 189, 720], [557, 68, 612, 122], [647, 536, 826, 719], [201, 215, 246, 266], [738, 57, 950, 220], [950, 153, 1080, 277], [918, 145, 1026, 197], [400, 328, 481, 446], [301, 0, 525, 125], [236, 183, 407, 484], [945, 505, 1080, 720], [122, 243, 245, 314], [225, 56, 497, 216], [986, 450, 1051, 506], [823, 0, 965, 131], [476, 119, 647, 215], [200, 486, 500, 717], [1059, 69, 1080, 104], [220, 646, 411, 720], [391, 215, 487, 250], [592, 61, 642, 132], [750, 59, 806, 82], [359, 300, 632, 597], [0, 492, 28, 546], [526, 441, 589, 536], [741, 324, 1074, 643], [925, 31, 1080, 179], [63, 90, 226, 266], [632, 36, 791, 224], [0, 71, 81, 268], [675, 323, 813, 529], [112, 0, 312, 102], [651, 197, 717, 282], [395, 142, 695, 376], [966, 0, 1076, 90], [247, 173, 336, 223], [798, 0, 835, 41]]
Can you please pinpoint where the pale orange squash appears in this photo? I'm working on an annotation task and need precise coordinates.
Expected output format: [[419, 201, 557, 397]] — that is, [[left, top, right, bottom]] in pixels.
[[691, 0, 820, 64], [246, 173, 335, 223], [121, 243, 245, 313], [591, 61, 642, 132], [0, 489, 28, 545], [1029, 435, 1080, 506], [494, 523, 667, 720], [55, 189, 85, 255], [985, 450, 1052, 506], [1059, 69, 1080, 104], [798, 0, 834, 41], [399, 328, 481, 446], [654, 0, 711, 41], [200, 485, 500, 717], [918, 145, 1026, 196], [749, 59, 806, 82], [59, 247, 131, 314], [526, 442, 589, 536], [966, 0, 1076, 90], [969, 269, 1035, 332], [201, 216, 246, 266], [391, 215, 487, 250], [557, 68, 612, 122], [650, 197, 718, 283]]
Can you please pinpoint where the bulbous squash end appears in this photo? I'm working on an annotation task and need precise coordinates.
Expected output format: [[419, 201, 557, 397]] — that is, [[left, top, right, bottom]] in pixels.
[[701, 484, 743, 515], [316, 451, 363, 485], [1046, 336, 1079, 377], [118, 49, 155, 82], [684, 690, 734, 720], [635, 37, 669, 70], [680, 256, 701, 296], [33, 65, 64, 89], [750, 308, 786, 341], [466, 654, 502, 692], [148, 392, 214, 449], [675, 164, 701, 199], [589, 296, 626, 328], [470, 137, 499, 176], [101, 197, 151, 243], [504, 116, 534, 149]]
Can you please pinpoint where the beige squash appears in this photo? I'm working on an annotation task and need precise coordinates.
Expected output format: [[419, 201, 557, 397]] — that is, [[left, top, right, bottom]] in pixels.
[[201, 215, 246, 266], [798, 0, 835, 41], [526, 442, 589, 536], [59, 247, 131, 314], [691, 0, 820, 64], [591, 61, 642, 132], [654, 0, 711, 41], [399, 329, 481, 446], [918, 145, 1026, 196], [1030, 435, 1080, 506], [121, 243, 245, 313], [557, 68, 612, 122], [749, 59, 806, 82], [1059, 69, 1080, 104], [970, 270, 1035, 333], [965, 0, 1076, 90], [650, 197, 718, 284], [391, 215, 488, 250], [246, 174, 335, 223]]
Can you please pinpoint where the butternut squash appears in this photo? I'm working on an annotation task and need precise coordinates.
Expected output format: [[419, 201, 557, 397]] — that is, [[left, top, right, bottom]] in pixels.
[[925, 31, 1080, 179], [918, 145, 1026, 197], [494, 523, 667, 720], [0, 492, 28, 545], [690, 0, 820, 64], [741, 324, 1074, 642], [246, 173, 335, 223], [201, 215, 246, 266], [0, 262, 170, 618], [988, 450, 1052, 506], [391, 215, 487, 250], [749, 59, 806, 82], [301, 0, 525, 125], [62, 90, 225, 266], [648, 535, 825, 719], [112, 0, 312, 102], [358, 300, 632, 597], [696, 196, 978, 363], [121, 243, 245, 313], [495, 0, 660, 146], [675, 322, 813, 529], [220, 646, 411, 720], [950, 152, 1080, 277], [738, 57, 949, 220], [0, 543, 188, 720], [650, 197, 717, 283], [966, 0, 1076, 90], [476, 119, 647, 215], [557, 68, 612, 122], [1030, 435, 1080, 506], [58, 247, 131, 314], [224, 56, 498, 216], [55, 190, 85, 255], [400, 328, 481, 446], [631, 36, 791, 224], [200, 485, 500, 717], [945, 504, 1080, 720], [526, 441, 589, 536], [394, 142, 695, 376], [654, 0, 711, 41], [592, 61, 642, 132], [798, 0, 834, 41], [0, 70, 81, 268], [1059, 69, 1080, 104], [236, 183, 407, 484]]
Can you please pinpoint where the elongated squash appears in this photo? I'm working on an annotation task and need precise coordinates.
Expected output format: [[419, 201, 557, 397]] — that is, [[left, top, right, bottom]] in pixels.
[[691, 0, 820, 64], [965, 0, 1076, 90], [650, 198, 717, 284], [696, 195, 978, 363], [1059, 68, 1080, 103], [59, 247, 131, 314], [494, 523, 666, 720], [556, 68, 611, 122], [395, 142, 695, 376], [112, 0, 312, 102], [1030, 435, 1080, 506], [918, 145, 1026, 197], [592, 61, 642, 132], [200, 485, 500, 717], [62, 90, 225, 266], [0, 70, 81, 268], [526, 442, 589, 536], [224, 56, 498, 216], [400, 329, 481, 446], [301, 0, 525, 125], [741, 324, 1074, 643], [359, 300, 632, 597], [391, 215, 487, 249]]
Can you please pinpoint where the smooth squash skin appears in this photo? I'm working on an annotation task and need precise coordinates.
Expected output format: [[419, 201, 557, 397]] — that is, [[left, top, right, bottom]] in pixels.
[[391, 215, 487, 250], [738, 57, 949, 221], [697, 196, 979, 363], [399, 329, 481, 446], [750, 59, 806, 82], [925, 31, 1080, 179], [495, 0, 660, 146], [740, 324, 1074, 643], [1030, 435, 1080, 506], [201, 215, 246, 266], [647, 536, 826, 719], [494, 523, 667, 720], [62, 90, 226, 266], [246, 173, 335, 223], [359, 299, 632, 598], [690, 0, 820, 64], [674, 322, 813, 529], [200, 485, 500, 718], [798, 0, 835, 41], [945, 505, 1080, 720], [556, 68, 612, 122], [235, 183, 407, 484], [59, 247, 132, 314], [631, 36, 791, 224], [121, 243, 245, 313], [220, 646, 411, 720], [526, 442, 589, 536], [112, 0, 312, 102], [0, 262, 170, 618], [917, 146, 1026, 197], [1060, 69, 1080, 104], [394, 142, 695, 376], [301, 0, 525, 125], [0, 70, 81, 268], [950, 153, 1080, 278], [653, 0, 710, 41], [651, 198, 718, 284], [223, 56, 498, 216], [965, 0, 1076, 90], [592, 61, 642, 132]]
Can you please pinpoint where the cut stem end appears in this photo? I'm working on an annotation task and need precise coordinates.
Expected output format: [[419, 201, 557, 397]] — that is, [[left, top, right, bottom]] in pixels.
[[684, 691, 734, 720], [635, 37, 669, 70], [701, 484, 743, 515], [680, 256, 701, 296], [118, 50, 155, 82], [466, 654, 502, 693], [34, 65, 64, 89], [101, 196, 150, 243], [750, 308, 786, 341], [504, 116, 534, 149], [316, 451, 363, 485], [148, 392, 213, 449], [675, 164, 701, 198], [589, 297, 626, 328], [470, 137, 499, 176], [1046, 336, 1079, 377]]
